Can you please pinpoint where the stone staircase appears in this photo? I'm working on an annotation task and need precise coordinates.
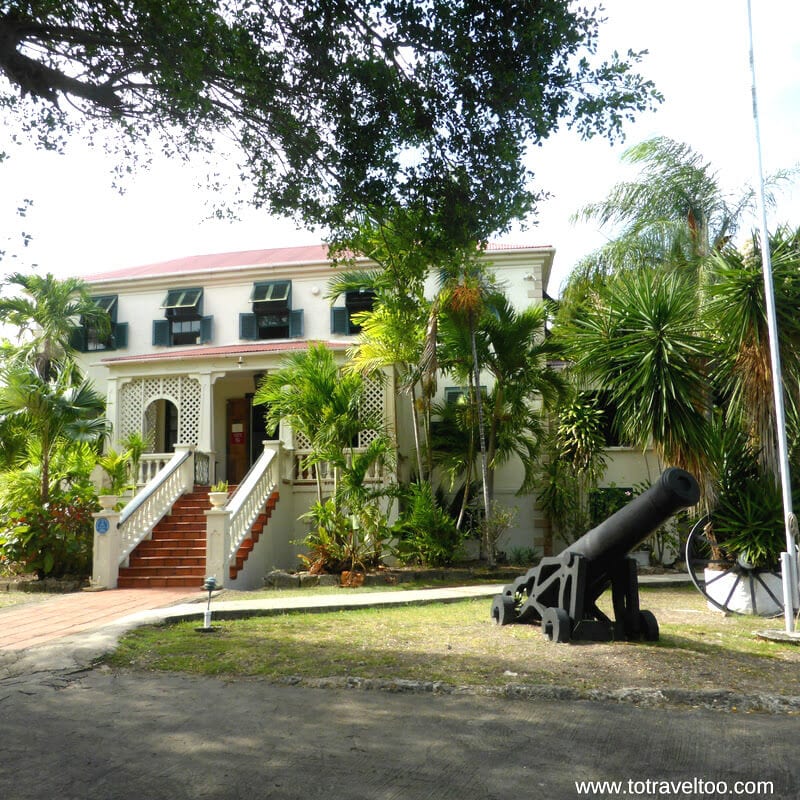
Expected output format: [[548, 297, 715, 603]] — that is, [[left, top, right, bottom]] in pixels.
[[117, 487, 210, 589], [116, 486, 280, 588]]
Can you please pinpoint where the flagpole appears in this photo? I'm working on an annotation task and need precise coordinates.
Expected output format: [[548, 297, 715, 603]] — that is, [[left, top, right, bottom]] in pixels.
[[746, 0, 798, 633]]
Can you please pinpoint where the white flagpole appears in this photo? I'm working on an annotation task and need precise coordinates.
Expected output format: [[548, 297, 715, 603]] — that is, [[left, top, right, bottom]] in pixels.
[[746, 0, 798, 633]]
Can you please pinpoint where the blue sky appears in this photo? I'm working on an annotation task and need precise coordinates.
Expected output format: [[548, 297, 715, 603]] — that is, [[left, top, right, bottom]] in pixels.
[[1, 0, 798, 295]]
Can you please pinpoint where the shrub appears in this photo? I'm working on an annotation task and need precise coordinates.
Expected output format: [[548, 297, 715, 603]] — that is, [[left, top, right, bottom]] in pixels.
[[0, 492, 97, 578], [393, 483, 466, 567], [297, 498, 391, 574]]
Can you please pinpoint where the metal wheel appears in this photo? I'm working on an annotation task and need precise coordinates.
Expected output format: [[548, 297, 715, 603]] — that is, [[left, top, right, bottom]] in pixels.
[[541, 607, 571, 643], [685, 515, 784, 616], [638, 609, 659, 641], [491, 595, 518, 626]]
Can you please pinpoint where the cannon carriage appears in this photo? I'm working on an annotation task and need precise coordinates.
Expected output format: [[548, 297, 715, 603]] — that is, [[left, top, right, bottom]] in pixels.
[[491, 468, 700, 643]]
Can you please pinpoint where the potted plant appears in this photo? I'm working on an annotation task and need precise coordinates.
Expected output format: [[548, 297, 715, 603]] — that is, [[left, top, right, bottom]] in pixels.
[[208, 480, 230, 509], [696, 474, 786, 616]]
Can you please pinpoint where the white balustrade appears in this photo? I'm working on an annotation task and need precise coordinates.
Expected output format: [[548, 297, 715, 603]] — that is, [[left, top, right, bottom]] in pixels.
[[289, 449, 386, 484], [118, 445, 196, 565], [225, 445, 279, 564], [205, 444, 279, 586], [137, 453, 174, 486]]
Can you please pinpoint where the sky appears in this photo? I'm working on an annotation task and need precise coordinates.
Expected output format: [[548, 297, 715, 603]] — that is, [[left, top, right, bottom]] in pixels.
[[1, 0, 799, 296]]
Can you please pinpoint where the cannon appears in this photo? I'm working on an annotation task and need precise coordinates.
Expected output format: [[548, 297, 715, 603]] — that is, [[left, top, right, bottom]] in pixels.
[[491, 468, 700, 643]]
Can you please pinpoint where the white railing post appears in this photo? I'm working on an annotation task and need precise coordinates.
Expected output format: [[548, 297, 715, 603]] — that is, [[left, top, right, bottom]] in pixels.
[[205, 506, 230, 588], [91, 498, 122, 589], [173, 444, 196, 489]]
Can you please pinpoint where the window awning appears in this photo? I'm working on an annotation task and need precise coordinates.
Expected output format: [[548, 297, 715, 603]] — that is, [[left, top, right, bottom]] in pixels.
[[93, 295, 118, 314], [250, 281, 290, 303], [161, 288, 202, 310]]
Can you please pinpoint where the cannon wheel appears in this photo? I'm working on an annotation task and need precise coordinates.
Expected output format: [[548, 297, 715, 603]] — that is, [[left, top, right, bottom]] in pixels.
[[685, 514, 784, 616], [541, 607, 571, 643], [638, 609, 659, 641], [491, 595, 518, 626]]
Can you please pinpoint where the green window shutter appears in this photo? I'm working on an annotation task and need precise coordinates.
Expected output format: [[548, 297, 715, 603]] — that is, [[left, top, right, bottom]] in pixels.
[[70, 325, 88, 352], [239, 312, 258, 340], [152, 319, 170, 346], [200, 315, 213, 344], [289, 309, 304, 338], [111, 322, 128, 350], [331, 307, 349, 334]]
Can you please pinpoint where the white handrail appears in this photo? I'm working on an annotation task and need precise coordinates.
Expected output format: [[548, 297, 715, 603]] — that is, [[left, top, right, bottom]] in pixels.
[[225, 445, 279, 564], [118, 446, 194, 564]]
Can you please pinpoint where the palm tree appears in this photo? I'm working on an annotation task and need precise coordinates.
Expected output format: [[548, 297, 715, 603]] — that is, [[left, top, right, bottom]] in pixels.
[[435, 292, 567, 564], [0, 272, 109, 380], [0, 360, 108, 504], [704, 226, 800, 480], [565, 137, 795, 294], [424, 251, 495, 539], [565, 268, 711, 481], [479, 296, 567, 500], [327, 235, 430, 483], [254, 343, 341, 501]]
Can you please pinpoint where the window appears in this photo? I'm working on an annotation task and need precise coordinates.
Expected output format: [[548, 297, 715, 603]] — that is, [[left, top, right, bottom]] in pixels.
[[72, 295, 128, 352], [153, 287, 213, 346], [331, 289, 376, 335], [444, 386, 487, 405], [240, 280, 303, 340]]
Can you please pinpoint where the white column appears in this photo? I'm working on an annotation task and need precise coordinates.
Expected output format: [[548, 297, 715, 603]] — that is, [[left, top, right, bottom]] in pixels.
[[91, 502, 121, 589], [205, 507, 230, 588]]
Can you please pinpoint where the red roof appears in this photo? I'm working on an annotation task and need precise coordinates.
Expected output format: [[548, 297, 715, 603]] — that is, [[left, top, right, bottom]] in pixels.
[[84, 242, 552, 283], [84, 244, 333, 282], [101, 340, 350, 364]]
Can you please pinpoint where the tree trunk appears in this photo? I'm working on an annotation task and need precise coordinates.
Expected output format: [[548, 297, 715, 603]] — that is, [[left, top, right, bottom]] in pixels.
[[470, 321, 493, 566]]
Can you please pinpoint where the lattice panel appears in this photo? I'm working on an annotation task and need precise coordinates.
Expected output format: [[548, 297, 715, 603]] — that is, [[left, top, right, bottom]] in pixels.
[[358, 375, 385, 448], [178, 378, 201, 445], [294, 429, 312, 450], [143, 403, 158, 448], [118, 376, 202, 447]]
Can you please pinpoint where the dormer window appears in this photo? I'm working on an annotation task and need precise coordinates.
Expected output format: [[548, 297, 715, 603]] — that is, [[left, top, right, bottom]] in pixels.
[[152, 287, 213, 346], [72, 295, 128, 352], [240, 280, 303, 340], [331, 289, 376, 335]]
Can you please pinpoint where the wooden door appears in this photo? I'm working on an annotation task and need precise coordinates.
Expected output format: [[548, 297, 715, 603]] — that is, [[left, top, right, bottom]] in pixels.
[[226, 397, 250, 484]]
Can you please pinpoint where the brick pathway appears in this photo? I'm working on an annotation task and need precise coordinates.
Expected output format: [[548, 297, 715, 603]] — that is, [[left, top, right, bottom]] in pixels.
[[0, 588, 205, 651]]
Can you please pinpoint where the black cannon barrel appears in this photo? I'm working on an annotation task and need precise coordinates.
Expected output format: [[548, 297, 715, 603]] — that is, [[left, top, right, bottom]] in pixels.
[[567, 468, 700, 573]]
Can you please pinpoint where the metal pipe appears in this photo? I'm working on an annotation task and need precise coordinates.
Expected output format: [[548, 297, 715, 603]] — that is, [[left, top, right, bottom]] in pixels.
[[746, 0, 797, 633]]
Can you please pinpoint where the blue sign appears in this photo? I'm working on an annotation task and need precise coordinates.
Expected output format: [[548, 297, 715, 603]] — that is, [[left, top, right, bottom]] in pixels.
[[95, 517, 110, 534]]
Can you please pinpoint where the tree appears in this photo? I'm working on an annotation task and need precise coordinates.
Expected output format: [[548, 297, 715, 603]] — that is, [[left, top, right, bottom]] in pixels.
[[0, 360, 107, 504], [2, 1, 661, 242], [425, 251, 494, 542], [479, 296, 567, 500], [0, 271, 108, 379], [254, 342, 395, 572], [564, 137, 794, 296], [435, 292, 566, 563], [327, 210, 434, 482], [564, 268, 711, 480], [704, 226, 800, 481]]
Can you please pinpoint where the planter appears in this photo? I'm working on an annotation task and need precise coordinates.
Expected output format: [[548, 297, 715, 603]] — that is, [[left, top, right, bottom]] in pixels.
[[703, 567, 783, 616], [208, 491, 229, 509], [340, 570, 365, 588], [97, 494, 119, 511]]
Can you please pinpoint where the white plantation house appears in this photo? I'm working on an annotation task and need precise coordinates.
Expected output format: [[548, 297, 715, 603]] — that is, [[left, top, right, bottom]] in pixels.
[[78, 243, 655, 589]]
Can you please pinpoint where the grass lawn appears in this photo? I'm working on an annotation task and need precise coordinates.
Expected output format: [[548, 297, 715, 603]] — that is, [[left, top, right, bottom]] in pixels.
[[104, 585, 800, 699]]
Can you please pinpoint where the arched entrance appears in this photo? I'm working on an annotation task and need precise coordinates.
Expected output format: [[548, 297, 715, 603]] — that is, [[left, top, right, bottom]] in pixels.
[[144, 398, 180, 453]]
